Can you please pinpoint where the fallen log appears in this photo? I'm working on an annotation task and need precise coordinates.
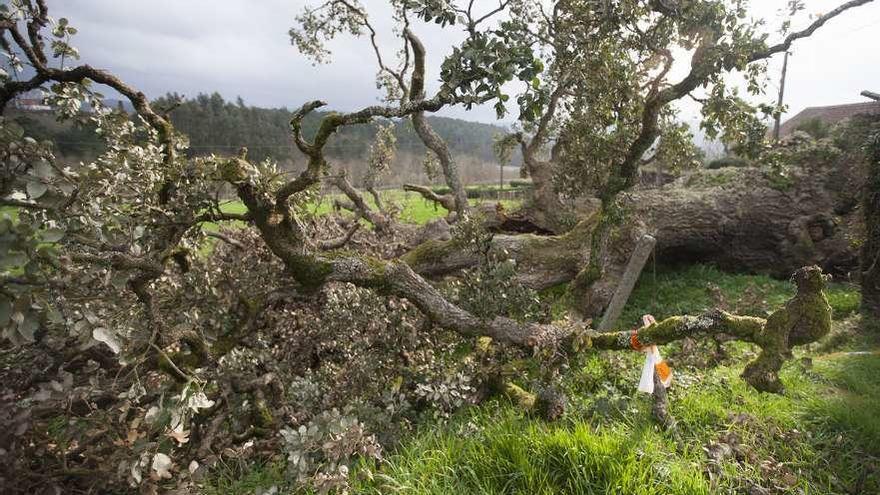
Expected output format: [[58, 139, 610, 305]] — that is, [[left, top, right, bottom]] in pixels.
[[402, 165, 859, 320]]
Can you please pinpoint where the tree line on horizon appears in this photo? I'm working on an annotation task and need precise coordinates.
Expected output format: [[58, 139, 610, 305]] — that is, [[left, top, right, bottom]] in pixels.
[[9, 92, 520, 169]]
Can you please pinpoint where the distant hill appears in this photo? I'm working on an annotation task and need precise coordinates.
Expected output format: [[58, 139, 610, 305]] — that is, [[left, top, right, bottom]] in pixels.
[[101, 98, 136, 114], [153, 92, 519, 167], [10, 92, 520, 186], [8, 109, 104, 159]]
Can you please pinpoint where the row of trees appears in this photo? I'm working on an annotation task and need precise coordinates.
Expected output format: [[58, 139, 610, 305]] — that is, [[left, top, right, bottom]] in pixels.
[[153, 92, 514, 166], [7, 91, 516, 168]]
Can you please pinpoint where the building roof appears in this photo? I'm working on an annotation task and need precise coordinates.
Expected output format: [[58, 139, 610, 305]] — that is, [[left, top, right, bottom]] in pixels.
[[779, 101, 880, 136]]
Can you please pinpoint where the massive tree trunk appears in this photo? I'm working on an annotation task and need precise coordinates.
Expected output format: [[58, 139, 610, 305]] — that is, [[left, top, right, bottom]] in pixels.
[[512, 83, 573, 234], [404, 164, 860, 320], [520, 154, 572, 233]]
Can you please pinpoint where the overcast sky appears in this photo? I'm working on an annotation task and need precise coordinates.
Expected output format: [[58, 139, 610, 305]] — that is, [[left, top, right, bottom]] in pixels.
[[46, 0, 880, 126]]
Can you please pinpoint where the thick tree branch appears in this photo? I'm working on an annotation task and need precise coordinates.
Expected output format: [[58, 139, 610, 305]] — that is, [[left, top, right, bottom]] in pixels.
[[405, 28, 469, 218], [319, 220, 361, 250], [0, 198, 45, 209], [206, 231, 245, 249], [227, 151, 831, 394], [331, 173, 392, 233], [277, 93, 457, 207], [0, 19, 174, 163], [402, 183, 457, 212], [606, 0, 873, 201], [71, 252, 165, 274], [748, 0, 875, 62], [862, 90, 880, 101]]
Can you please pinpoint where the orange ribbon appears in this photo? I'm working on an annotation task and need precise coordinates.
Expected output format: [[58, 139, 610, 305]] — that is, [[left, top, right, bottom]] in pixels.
[[630, 331, 643, 351]]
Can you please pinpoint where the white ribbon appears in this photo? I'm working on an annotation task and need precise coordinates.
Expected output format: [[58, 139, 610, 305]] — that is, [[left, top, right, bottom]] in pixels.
[[638, 345, 665, 394], [635, 314, 672, 394]]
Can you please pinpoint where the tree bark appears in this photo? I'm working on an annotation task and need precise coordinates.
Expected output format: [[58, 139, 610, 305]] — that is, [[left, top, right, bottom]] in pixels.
[[405, 28, 469, 219], [862, 126, 880, 320], [411, 113, 469, 219], [514, 83, 571, 233], [402, 183, 457, 213], [331, 174, 393, 234]]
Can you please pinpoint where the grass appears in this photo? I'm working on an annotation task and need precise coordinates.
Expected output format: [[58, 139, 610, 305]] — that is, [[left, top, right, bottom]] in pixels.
[[201, 459, 287, 495], [201, 190, 521, 233], [1, 206, 19, 221], [198, 190, 519, 255], [617, 263, 861, 328], [203, 264, 879, 495], [349, 410, 709, 495]]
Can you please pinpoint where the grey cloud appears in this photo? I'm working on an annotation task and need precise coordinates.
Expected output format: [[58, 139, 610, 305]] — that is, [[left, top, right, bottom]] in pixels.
[[44, 1, 880, 124]]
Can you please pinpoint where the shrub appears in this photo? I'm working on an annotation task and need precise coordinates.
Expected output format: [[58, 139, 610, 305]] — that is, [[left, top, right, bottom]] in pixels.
[[705, 156, 751, 169]]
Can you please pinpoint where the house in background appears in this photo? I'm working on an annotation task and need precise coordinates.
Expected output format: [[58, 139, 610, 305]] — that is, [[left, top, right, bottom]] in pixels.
[[10, 90, 51, 112], [778, 100, 880, 138]]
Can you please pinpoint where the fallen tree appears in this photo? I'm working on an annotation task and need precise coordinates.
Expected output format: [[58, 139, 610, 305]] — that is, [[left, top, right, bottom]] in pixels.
[[0, 1, 872, 493], [405, 156, 860, 315]]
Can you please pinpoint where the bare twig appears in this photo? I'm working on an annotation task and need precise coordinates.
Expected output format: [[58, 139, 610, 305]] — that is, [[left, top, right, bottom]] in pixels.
[[206, 231, 244, 249], [319, 220, 361, 250]]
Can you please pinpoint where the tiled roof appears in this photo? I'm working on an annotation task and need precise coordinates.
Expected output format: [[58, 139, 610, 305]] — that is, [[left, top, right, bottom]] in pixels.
[[779, 101, 880, 136]]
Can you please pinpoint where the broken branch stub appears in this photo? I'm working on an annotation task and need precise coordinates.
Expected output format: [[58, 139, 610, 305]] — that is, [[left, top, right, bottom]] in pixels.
[[598, 234, 656, 331]]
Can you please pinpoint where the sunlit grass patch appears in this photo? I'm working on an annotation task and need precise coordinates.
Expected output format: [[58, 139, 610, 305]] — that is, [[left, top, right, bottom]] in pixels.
[[338, 266, 878, 495], [349, 407, 711, 495], [338, 340, 880, 495], [200, 190, 520, 232], [618, 264, 860, 328]]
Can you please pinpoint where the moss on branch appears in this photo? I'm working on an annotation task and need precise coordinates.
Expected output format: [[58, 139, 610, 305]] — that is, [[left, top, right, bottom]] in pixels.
[[590, 266, 831, 393]]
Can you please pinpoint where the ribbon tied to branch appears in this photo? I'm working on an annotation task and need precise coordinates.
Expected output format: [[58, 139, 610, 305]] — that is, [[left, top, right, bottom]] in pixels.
[[632, 315, 672, 394]]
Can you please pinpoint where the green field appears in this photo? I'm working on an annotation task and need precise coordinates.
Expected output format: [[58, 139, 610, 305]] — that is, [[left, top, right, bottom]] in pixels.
[[204, 189, 521, 232]]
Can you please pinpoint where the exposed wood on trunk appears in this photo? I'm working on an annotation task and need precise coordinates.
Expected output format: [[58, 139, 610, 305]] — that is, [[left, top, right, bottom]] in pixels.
[[598, 234, 656, 331], [403, 205, 601, 288], [405, 165, 858, 322]]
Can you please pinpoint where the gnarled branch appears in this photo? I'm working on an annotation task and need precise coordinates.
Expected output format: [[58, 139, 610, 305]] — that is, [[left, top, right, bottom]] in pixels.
[[402, 183, 457, 212], [405, 28, 469, 218], [331, 173, 392, 234], [606, 0, 874, 201]]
